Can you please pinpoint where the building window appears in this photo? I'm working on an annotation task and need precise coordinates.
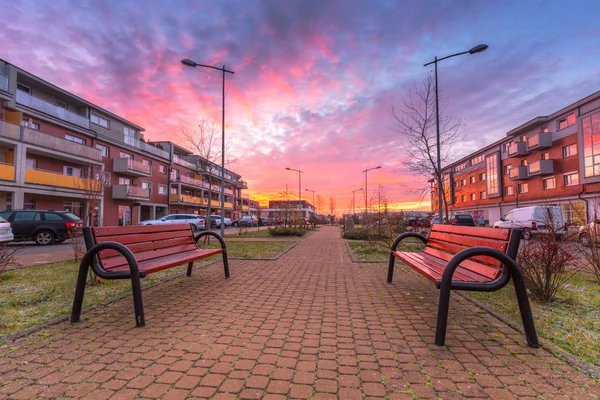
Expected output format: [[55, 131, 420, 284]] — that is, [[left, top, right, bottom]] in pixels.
[[485, 154, 499, 196], [505, 186, 514, 196], [582, 112, 600, 177], [564, 172, 579, 187], [17, 83, 30, 93], [454, 162, 467, 172], [520, 160, 528, 166], [102, 172, 111, 187], [541, 152, 550, 160], [23, 199, 36, 210], [142, 159, 151, 167], [504, 165, 512, 175], [518, 183, 528, 193], [25, 158, 36, 169], [471, 154, 485, 165], [470, 193, 476, 201], [469, 176, 475, 184], [454, 181, 459, 188], [142, 181, 152, 191], [461, 195, 467, 202], [120, 151, 132, 159], [124, 127, 136, 145], [170, 187, 178, 195], [557, 113, 576, 130], [461, 179, 466, 186], [64, 166, 82, 177], [562, 144, 577, 158], [543, 176, 556, 190], [91, 114, 110, 129], [118, 205, 131, 226], [541, 126, 549, 133], [170, 169, 179, 181], [119, 177, 133, 185], [520, 135, 527, 142], [158, 184, 167, 195], [479, 172, 486, 181], [96, 144, 109, 157], [159, 165, 167, 174], [65, 134, 86, 145], [56, 100, 67, 109], [21, 119, 39, 130], [503, 143, 510, 153], [480, 191, 486, 200], [453, 197, 458, 204]]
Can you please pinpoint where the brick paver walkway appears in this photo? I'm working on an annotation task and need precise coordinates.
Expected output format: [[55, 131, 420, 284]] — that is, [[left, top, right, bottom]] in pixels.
[[1, 226, 598, 399]]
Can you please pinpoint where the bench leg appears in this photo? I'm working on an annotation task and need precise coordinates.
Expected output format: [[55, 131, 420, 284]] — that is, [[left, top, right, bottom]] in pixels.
[[512, 270, 540, 348], [131, 274, 145, 327], [387, 253, 396, 283], [187, 261, 193, 277], [435, 282, 452, 346], [223, 249, 230, 279], [70, 260, 89, 323]]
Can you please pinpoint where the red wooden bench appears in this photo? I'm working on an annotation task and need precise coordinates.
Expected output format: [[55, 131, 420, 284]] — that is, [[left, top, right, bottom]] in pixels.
[[387, 224, 538, 348], [71, 224, 229, 327]]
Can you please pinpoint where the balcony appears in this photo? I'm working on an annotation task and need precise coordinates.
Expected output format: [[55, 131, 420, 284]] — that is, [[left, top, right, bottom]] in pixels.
[[113, 158, 151, 177], [507, 141, 529, 158], [112, 184, 150, 200], [0, 163, 15, 181], [177, 175, 204, 188], [125, 137, 170, 159], [508, 165, 529, 180], [0, 121, 20, 141], [236, 180, 248, 189], [16, 90, 90, 129], [173, 155, 197, 170], [170, 194, 207, 206], [527, 133, 552, 151], [25, 169, 102, 191], [0, 73, 8, 92], [528, 160, 554, 176], [22, 128, 102, 161], [224, 187, 234, 196], [241, 205, 249, 211]]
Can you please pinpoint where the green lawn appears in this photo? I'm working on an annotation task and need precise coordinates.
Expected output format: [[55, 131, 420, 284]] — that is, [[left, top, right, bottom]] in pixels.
[[348, 241, 425, 262], [224, 228, 272, 238], [0, 241, 294, 337], [346, 241, 600, 369]]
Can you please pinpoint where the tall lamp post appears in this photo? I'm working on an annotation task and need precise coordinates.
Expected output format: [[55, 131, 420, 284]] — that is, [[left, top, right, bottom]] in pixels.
[[362, 166, 381, 217], [181, 58, 235, 236], [352, 188, 363, 217], [286, 167, 303, 215], [424, 44, 488, 222], [305, 189, 316, 216]]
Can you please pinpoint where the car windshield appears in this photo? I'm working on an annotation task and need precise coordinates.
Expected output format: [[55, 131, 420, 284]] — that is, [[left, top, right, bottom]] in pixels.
[[0, 216, 7, 223], [64, 213, 81, 221]]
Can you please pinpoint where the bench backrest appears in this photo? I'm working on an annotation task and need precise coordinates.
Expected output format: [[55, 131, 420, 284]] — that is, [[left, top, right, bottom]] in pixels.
[[426, 225, 519, 280], [87, 224, 197, 271]]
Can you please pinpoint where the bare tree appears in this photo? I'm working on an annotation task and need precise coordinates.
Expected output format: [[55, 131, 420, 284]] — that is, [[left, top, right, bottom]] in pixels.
[[0, 244, 20, 280], [329, 196, 336, 224], [391, 74, 463, 218], [181, 119, 237, 225], [74, 165, 104, 227], [316, 194, 325, 215]]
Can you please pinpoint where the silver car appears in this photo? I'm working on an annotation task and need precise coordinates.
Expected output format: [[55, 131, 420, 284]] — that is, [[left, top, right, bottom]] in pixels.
[[138, 214, 205, 231]]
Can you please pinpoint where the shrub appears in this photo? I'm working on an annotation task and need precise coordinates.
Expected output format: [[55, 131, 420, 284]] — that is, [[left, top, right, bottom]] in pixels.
[[268, 227, 306, 237], [342, 229, 371, 240], [0, 244, 20, 280]]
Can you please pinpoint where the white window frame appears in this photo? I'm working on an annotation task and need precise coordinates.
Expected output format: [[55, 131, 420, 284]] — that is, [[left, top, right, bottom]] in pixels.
[[518, 183, 528, 194], [91, 114, 110, 129], [21, 119, 39, 130], [564, 172, 579, 187], [65, 134, 86, 145], [119, 177, 133, 186], [142, 181, 152, 191], [64, 166, 82, 177], [102, 172, 111, 187], [505, 186, 514, 196], [159, 165, 167, 174], [562, 144, 577, 158], [96, 144, 109, 158], [543, 176, 556, 190], [120, 151, 132, 159], [158, 184, 168, 195]]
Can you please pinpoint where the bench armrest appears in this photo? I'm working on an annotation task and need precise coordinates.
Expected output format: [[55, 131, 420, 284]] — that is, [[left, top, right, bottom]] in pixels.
[[82, 241, 143, 279], [390, 232, 428, 252], [195, 231, 227, 251]]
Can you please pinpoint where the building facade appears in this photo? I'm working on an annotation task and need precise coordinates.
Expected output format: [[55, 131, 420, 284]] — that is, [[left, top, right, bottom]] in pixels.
[[434, 90, 600, 226], [0, 59, 249, 226]]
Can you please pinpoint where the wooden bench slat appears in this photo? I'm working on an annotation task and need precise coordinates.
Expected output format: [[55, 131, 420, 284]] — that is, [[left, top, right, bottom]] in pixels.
[[394, 251, 489, 283], [98, 237, 195, 259], [431, 224, 511, 240], [427, 239, 503, 267], [423, 247, 500, 279], [93, 224, 192, 237], [95, 230, 192, 246], [429, 231, 508, 253], [106, 249, 224, 274], [101, 244, 199, 269]]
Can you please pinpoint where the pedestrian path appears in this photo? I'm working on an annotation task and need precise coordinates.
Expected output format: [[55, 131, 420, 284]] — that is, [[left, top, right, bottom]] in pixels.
[[0, 225, 598, 399]]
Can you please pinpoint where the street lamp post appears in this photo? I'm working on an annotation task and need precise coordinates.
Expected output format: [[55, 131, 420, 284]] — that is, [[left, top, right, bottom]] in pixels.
[[352, 188, 363, 217], [424, 44, 488, 222], [305, 189, 316, 216], [181, 58, 235, 236], [362, 166, 381, 218], [286, 167, 303, 216]]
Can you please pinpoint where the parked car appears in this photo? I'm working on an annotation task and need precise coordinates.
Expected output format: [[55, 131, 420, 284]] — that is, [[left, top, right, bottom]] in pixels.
[[0, 216, 14, 243], [493, 206, 567, 239], [138, 214, 205, 231], [208, 215, 231, 227], [232, 215, 258, 227], [0, 210, 83, 245], [206, 215, 224, 228], [578, 219, 600, 246], [430, 216, 447, 225], [258, 217, 271, 226], [449, 214, 475, 226]]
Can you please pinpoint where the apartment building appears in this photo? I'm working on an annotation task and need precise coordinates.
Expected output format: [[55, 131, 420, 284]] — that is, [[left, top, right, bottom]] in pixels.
[[0, 59, 249, 226], [434, 90, 600, 226]]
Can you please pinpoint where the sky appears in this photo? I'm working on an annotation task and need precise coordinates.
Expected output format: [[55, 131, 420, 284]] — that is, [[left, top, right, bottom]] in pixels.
[[2, 0, 600, 214]]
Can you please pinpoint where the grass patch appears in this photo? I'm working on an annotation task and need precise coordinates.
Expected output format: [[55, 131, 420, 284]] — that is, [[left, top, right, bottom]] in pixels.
[[0, 241, 294, 337], [224, 228, 272, 238], [348, 241, 425, 262], [469, 272, 600, 368]]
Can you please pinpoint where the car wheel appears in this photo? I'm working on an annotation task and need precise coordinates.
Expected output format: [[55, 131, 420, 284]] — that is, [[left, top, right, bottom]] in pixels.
[[579, 232, 591, 247], [191, 224, 198, 232], [522, 229, 532, 240], [34, 230, 55, 245]]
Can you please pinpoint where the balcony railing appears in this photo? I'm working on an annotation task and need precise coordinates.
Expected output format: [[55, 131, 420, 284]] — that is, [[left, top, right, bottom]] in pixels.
[[112, 184, 150, 199], [113, 158, 151, 176], [174, 155, 197, 169], [508, 165, 529, 180], [527, 133, 552, 151], [236, 180, 248, 189], [170, 194, 207, 205], [16, 90, 90, 129], [507, 141, 529, 157], [224, 188, 234, 195], [0, 73, 8, 92], [125, 138, 170, 159], [22, 128, 102, 161], [0, 163, 15, 181], [25, 168, 101, 191], [178, 175, 204, 187], [528, 160, 554, 176]]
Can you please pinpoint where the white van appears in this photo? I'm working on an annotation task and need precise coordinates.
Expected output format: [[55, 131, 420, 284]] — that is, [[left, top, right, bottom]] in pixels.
[[493, 206, 567, 239]]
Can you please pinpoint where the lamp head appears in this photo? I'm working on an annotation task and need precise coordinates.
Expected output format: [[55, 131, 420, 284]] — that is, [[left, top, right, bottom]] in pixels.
[[469, 44, 488, 54], [376, 166, 382, 169], [181, 59, 197, 67], [285, 167, 291, 171]]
